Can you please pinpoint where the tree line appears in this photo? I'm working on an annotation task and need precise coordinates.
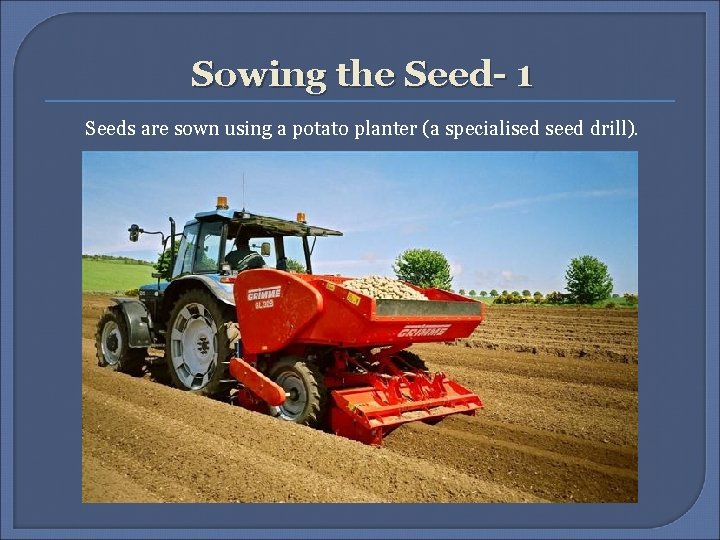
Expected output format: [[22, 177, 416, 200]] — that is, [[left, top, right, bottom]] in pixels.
[[393, 249, 636, 305], [82, 254, 154, 266]]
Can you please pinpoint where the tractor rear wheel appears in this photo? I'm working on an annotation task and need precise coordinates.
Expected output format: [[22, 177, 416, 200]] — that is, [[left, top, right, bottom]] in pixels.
[[95, 308, 145, 375], [268, 357, 327, 428], [166, 289, 239, 397]]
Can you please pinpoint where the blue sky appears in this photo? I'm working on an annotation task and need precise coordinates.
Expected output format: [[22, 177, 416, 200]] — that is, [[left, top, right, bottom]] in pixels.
[[82, 151, 638, 294]]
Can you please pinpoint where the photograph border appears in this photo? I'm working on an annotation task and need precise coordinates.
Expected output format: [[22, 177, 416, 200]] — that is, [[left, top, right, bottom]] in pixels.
[[1, 2, 717, 539]]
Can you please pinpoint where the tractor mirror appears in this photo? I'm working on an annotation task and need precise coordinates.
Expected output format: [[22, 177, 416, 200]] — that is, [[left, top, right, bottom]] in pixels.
[[128, 224, 141, 242], [260, 242, 271, 257]]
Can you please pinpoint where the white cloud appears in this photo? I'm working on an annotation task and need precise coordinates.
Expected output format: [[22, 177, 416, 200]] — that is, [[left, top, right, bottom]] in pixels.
[[486, 188, 631, 211], [471, 268, 530, 291], [312, 258, 394, 277], [449, 261, 463, 278]]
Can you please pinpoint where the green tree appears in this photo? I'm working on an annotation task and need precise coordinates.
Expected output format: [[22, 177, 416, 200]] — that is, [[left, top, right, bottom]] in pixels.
[[565, 255, 614, 304], [489, 289, 498, 297], [458, 288, 466, 295], [154, 240, 181, 280], [479, 290, 486, 297], [501, 290, 508, 296], [285, 257, 306, 273], [393, 249, 452, 290], [522, 289, 531, 297], [470, 289, 478, 297]]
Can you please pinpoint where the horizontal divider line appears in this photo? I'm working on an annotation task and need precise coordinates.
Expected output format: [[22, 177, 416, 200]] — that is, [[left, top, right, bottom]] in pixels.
[[45, 99, 675, 104]]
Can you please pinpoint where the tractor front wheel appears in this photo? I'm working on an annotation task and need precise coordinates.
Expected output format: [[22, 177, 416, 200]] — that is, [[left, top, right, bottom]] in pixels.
[[95, 308, 145, 375], [268, 357, 327, 428], [166, 289, 238, 397]]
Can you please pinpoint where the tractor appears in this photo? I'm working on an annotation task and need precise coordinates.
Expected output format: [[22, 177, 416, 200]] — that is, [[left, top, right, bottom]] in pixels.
[[96, 197, 485, 445]]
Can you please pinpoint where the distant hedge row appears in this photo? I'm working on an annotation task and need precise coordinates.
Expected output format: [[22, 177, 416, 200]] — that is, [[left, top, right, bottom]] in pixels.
[[82, 254, 154, 266], [491, 290, 638, 307]]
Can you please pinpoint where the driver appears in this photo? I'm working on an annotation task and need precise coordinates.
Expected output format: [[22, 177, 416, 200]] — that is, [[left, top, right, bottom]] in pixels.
[[224, 236, 266, 271]]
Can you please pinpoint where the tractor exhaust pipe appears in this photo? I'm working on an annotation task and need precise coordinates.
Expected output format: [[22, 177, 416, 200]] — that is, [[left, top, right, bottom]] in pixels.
[[169, 217, 176, 275]]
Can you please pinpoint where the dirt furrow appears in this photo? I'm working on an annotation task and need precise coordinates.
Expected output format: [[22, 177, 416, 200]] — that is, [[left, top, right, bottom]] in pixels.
[[83, 364, 545, 502], [415, 344, 638, 391], [83, 432, 205, 502], [385, 422, 637, 502], [83, 386, 383, 502], [447, 416, 638, 470], [464, 306, 639, 363], [477, 388, 636, 447], [451, 367, 637, 412]]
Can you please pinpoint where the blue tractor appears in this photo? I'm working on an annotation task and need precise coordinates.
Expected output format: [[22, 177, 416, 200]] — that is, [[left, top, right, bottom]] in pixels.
[[95, 196, 342, 397]]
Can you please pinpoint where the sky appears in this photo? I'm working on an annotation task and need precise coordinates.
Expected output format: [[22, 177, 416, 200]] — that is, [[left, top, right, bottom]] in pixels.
[[82, 151, 638, 294]]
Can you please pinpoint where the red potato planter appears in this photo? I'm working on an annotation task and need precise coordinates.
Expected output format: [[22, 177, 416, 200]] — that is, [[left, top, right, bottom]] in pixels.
[[230, 269, 485, 445]]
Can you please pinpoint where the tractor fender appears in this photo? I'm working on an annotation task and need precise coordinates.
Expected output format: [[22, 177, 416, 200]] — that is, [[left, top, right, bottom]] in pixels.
[[163, 275, 236, 311], [110, 298, 153, 348]]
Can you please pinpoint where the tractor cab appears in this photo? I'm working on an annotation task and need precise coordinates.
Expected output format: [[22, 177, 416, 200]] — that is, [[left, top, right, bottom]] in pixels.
[[171, 200, 343, 280]]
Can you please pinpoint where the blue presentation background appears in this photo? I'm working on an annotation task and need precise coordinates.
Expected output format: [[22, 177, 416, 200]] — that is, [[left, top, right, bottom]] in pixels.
[[1, 2, 718, 539]]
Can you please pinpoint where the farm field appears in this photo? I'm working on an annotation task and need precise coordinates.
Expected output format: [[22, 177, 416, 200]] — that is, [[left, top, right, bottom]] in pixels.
[[82, 259, 155, 292], [82, 293, 638, 503], [460, 305, 638, 363]]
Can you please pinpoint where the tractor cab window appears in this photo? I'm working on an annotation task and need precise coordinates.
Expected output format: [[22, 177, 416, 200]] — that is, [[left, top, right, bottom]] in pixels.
[[194, 221, 223, 273], [248, 237, 275, 267], [222, 233, 269, 272], [172, 222, 199, 277], [283, 236, 308, 273]]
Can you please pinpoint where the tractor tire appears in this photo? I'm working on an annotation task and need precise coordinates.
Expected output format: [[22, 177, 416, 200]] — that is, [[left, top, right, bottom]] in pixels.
[[165, 289, 239, 397], [268, 357, 327, 428], [95, 308, 146, 375], [393, 350, 429, 373]]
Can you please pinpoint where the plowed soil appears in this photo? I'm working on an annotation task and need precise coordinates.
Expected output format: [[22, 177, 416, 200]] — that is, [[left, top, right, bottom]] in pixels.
[[82, 293, 637, 503], [458, 305, 638, 363]]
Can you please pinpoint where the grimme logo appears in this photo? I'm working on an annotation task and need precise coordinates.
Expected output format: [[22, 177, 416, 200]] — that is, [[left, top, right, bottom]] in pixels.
[[247, 286, 282, 301], [397, 324, 451, 338]]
